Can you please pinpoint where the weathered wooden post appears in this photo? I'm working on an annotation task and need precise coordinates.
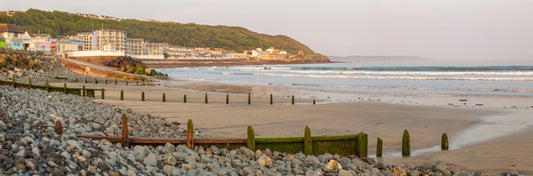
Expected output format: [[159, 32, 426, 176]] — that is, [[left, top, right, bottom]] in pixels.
[[247, 126, 255, 151], [292, 95, 295, 105], [184, 94, 187, 103], [46, 79, 50, 92], [82, 85, 86, 97], [187, 119, 194, 149], [205, 93, 208, 104], [122, 113, 129, 147], [105, 80, 108, 85], [63, 83, 67, 94], [270, 94, 273, 105], [304, 126, 312, 155], [136, 80, 139, 86], [115, 78, 118, 85], [28, 76, 32, 88], [141, 91, 145, 101], [402, 129, 410, 156], [377, 137, 383, 157], [226, 93, 229, 104], [12, 75, 15, 87], [442, 133, 449, 150], [95, 79, 98, 84], [313, 99, 316, 105], [357, 132, 368, 158], [248, 92, 251, 105], [85, 79, 87, 84], [55, 121, 63, 135], [126, 81, 129, 85], [120, 90, 124, 100], [162, 93, 166, 102], [101, 88, 105, 99]]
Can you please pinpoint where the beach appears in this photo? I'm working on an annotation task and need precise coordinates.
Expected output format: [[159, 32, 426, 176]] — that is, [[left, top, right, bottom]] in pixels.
[[2, 53, 531, 175], [79, 80, 533, 175]]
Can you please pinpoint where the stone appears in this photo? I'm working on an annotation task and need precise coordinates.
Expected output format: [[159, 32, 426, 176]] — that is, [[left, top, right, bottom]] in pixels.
[[325, 160, 342, 171], [0, 120, 6, 130], [143, 153, 158, 167], [393, 167, 407, 176], [87, 166, 97, 172], [182, 164, 193, 171], [26, 161, 36, 170], [67, 140, 80, 149], [213, 168, 228, 176], [134, 146, 147, 157], [339, 169, 354, 176], [15, 163, 25, 171], [61, 151, 71, 160], [165, 143, 176, 151], [258, 155, 273, 168], [15, 150, 25, 158], [82, 150, 91, 158], [243, 167, 254, 175], [163, 165, 175, 175], [435, 160, 446, 172], [240, 147, 255, 159], [109, 172, 120, 176], [164, 155, 177, 165], [305, 169, 321, 176], [318, 153, 333, 162], [453, 172, 472, 176], [51, 169, 66, 176], [32, 147, 40, 157]]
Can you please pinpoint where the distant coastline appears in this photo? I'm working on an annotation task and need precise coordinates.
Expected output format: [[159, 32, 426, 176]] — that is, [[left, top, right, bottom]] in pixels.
[[329, 55, 430, 63]]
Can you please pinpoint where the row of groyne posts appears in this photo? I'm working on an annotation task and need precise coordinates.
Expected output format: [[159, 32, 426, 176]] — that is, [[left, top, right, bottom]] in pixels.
[[30, 113, 451, 159], [3, 76, 451, 157], [3, 75, 316, 105]]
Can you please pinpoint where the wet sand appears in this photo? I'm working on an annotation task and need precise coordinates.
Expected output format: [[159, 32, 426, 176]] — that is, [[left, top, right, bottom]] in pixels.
[[69, 81, 533, 174]]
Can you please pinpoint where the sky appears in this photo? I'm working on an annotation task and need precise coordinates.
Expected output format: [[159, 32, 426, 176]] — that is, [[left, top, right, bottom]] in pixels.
[[1, 0, 533, 63]]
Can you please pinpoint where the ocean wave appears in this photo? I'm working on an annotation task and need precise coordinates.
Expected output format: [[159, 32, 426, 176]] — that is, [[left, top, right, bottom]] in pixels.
[[252, 73, 533, 81], [245, 69, 533, 76]]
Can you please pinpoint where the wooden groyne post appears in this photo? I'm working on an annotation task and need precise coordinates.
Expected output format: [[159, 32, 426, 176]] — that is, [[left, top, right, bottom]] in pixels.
[[63, 83, 67, 94], [270, 94, 273, 105], [226, 93, 229, 104], [292, 95, 295, 105], [162, 93, 166, 102], [442, 133, 448, 150], [120, 90, 124, 100], [304, 126, 312, 155], [376, 137, 383, 157], [205, 93, 208, 104], [247, 126, 255, 151], [101, 88, 105, 99], [248, 92, 251, 105], [402, 129, 410, 156], [187, 119, 194, 149], [122, 113, 129, 147], [82, 85, 86, 97], [184, 94, 187, 103], [141, 91, 145, 101], [357, 132, 368, 158]]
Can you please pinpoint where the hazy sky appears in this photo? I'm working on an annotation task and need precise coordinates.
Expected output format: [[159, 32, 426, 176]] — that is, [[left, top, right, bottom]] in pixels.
[[2, 0, 533, 62]]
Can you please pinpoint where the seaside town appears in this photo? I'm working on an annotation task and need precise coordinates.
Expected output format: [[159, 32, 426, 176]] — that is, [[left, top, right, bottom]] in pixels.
[[0, 11, 291, 61]]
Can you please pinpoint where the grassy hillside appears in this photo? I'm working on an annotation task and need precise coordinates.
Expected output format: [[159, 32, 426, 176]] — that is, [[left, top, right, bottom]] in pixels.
[[0, 9, 315, 54]]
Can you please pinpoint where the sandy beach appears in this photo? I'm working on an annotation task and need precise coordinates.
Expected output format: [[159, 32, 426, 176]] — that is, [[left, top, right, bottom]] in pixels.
[[66, 80, 533, 175]]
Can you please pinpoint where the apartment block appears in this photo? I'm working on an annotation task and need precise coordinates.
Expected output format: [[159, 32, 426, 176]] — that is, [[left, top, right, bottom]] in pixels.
[[127, 38, 144, 55]]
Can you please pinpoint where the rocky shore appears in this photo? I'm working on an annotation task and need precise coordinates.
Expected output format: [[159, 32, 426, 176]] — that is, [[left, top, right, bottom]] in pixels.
[[0, 49, 139, 86], [1, 85, 511, 176], [0, 49, 523, 175]]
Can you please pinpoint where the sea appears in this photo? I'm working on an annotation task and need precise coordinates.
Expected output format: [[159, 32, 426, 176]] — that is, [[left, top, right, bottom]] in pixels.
[[157, 61, 533, 99]]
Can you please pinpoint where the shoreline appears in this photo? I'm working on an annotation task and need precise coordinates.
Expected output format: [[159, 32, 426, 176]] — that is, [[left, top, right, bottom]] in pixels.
[[81, 78, 533, 174]]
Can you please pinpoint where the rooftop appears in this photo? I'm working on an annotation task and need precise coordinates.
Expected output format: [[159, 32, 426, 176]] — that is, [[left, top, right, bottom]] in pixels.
[[0, 24, 24, 34]]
